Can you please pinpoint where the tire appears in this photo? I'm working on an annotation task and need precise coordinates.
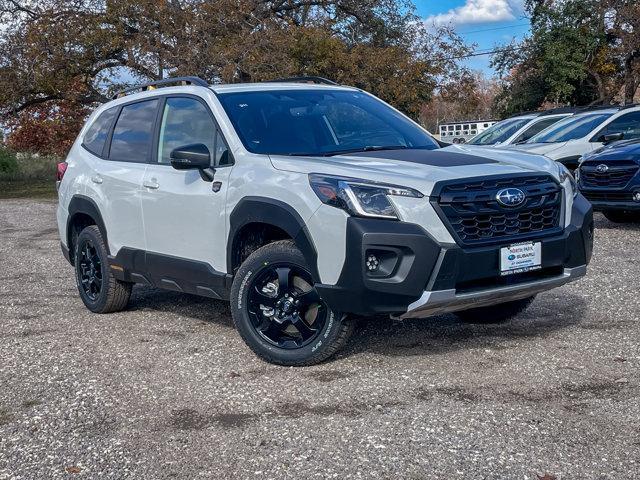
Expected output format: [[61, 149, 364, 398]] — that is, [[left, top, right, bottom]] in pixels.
[[603, 210, 640, 224], [230, 240, 354, 366], [455, 296, 535, 324], [74, 225, 132, 313]]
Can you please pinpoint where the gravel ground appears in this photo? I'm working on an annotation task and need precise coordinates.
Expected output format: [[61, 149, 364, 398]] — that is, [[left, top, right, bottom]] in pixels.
[[0, 199, 639, 480]]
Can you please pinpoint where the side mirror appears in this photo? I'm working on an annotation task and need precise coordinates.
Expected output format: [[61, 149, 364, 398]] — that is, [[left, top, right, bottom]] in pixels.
[[170, 144, 214, 181], [598, 132, 624, 144]]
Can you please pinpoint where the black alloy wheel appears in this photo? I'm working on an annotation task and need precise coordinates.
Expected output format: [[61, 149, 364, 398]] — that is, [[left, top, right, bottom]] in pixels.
[[247, 264, 326, 349], [73, 225, 132, 313], [78, 239, 103, 301], [230, 240, 354, 366]]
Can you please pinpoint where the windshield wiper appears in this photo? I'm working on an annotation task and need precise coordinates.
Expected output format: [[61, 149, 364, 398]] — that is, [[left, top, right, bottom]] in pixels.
[[286, 145, 409, 157], [322, 145, 409, 157]]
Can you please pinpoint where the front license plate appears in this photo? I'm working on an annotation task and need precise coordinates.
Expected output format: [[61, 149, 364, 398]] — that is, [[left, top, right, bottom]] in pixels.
[[500, 242, 542, 276]]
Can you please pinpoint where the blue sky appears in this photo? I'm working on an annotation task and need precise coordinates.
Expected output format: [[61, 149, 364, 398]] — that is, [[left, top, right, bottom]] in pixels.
[[413, 0, 531, 75]]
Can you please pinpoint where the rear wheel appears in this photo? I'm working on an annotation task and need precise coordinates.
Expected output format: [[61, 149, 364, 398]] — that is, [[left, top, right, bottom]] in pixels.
[[230, 240, 353, 366], [603, 209, 640, 223], [74, 225, 132, 313], [455, 296, 535, 324]]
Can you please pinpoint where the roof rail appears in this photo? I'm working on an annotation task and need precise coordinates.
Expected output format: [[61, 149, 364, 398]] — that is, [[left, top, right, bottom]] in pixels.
[[508, 110, 542, 118], [265, 76, 338, 85], [538, 106, 582, 116], [580, 104, 622, 112], [112, 76, 209, 100]]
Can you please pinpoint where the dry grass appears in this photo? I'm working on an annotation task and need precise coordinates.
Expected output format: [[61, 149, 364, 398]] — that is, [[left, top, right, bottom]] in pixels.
[[0, 152, 59, 199]]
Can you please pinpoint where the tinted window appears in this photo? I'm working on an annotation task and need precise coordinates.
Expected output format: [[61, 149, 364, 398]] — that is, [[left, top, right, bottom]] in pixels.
[[528, 113, 613, 143], [83, 107, 118, 156], [595, 112, 640, 141], [158, 98, 217, 165], [109, 100, 159, 162], [467, 118, 530, 145], [513, 116, 567, 144], [217, 90, 438, 156]]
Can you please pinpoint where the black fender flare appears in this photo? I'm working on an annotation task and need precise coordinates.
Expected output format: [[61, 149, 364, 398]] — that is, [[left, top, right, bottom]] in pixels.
[[67, 195, 109, 255], [227, 197, 319, 281]]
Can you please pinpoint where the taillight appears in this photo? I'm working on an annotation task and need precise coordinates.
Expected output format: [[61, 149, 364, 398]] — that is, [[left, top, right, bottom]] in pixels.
[[56, 162, 68, 182]]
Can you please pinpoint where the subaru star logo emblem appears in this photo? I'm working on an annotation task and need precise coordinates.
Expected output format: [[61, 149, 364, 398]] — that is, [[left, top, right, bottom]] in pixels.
[[596, 164, 609, 173], [496, 188, 526, 207]]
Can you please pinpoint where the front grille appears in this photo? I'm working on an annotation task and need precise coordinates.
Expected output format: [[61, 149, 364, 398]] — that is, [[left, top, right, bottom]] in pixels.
[[580, 160, 639, 188], [582, 190, 633, 202], [433, 175, 563, 247]]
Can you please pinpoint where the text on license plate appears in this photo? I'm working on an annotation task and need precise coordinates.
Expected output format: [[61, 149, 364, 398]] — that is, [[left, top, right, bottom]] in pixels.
[[500, 242, 541, 276]]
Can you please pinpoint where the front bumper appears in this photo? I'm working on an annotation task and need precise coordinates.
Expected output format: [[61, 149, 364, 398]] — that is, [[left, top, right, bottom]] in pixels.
[[316, 195, 594, 317], [402, 265, 585, 319], [579, 189, 640, 211]]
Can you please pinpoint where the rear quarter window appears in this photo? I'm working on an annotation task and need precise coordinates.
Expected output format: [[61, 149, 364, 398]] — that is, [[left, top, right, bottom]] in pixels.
[[109, 100, 159, 162], [82, 107, 118, 156]]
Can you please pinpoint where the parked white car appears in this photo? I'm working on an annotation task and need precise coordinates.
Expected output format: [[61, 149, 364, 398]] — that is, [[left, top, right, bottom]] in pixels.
[[465, 110, 575, 148], [510, 105, 640, 169], [56, 76, 594, 365]]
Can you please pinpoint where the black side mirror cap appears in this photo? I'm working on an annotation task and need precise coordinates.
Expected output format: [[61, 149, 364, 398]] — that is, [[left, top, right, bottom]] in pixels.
[[170, 144, 214, 181], [170, 144, 212, 170], [599, 132, 624, 144]]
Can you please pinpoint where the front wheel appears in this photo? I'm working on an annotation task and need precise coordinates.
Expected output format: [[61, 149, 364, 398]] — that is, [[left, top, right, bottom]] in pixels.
[[455, 296, 535, 324], [230, 240, 353, 366]]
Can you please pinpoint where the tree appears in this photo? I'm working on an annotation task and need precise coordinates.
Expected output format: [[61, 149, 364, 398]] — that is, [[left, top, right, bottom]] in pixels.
[[606, 0, 640, 103], [420, 72, 499, 133], [5, 100, 89, 156], [491, 0, 640, 116], [0, 0, 473, 154]]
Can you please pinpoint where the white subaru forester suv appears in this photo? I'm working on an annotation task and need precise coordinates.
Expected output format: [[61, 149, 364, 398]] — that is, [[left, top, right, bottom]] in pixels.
[[56, 76, 594, 366]]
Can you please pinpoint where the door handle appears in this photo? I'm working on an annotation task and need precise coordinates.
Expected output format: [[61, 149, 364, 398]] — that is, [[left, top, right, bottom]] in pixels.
[[91, 175, 103, 184], [143, 179, 159, 190]]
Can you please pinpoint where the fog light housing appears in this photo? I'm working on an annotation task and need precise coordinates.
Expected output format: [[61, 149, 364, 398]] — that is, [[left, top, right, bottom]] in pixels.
[[633, 192, 640, 202], [364, 249, 402, 278], [366, 254, 380, 272]]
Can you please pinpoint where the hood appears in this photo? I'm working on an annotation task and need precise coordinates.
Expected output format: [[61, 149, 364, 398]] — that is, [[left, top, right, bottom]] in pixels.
[[507, 142, 569, 156], [270, 146, 560, 194], [583, 139, 640, 162]]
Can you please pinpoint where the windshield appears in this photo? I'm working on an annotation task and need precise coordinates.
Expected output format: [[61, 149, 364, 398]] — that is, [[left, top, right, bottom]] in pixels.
[[527, 113, 613, 143], [217, 89, 439, 156], [467, 118, 531, 145]]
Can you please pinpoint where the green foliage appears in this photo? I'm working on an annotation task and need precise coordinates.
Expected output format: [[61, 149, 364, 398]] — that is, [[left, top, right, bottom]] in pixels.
[[0, 152, 59, 199], [0, 146, 18, 175], [492, 0, 640, 115]]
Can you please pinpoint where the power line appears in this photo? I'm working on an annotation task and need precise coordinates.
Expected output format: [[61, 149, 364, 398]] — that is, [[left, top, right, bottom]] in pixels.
[[457, 22, 530, 35], [439, 46, 525, 61]]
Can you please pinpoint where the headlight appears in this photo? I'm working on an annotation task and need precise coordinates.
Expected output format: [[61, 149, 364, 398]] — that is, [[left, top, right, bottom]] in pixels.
[[309, 174, 423, 219], [557, 163, 578, 198]]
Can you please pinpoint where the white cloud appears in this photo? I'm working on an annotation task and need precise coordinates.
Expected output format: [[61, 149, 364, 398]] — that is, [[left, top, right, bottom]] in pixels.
[[425, 0, 516, 26]]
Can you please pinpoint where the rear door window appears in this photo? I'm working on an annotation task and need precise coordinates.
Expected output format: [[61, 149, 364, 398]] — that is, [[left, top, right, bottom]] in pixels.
[[109, 100, 159, 162], [513, 116, 565, 144], [82, 107, 118, 156]]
